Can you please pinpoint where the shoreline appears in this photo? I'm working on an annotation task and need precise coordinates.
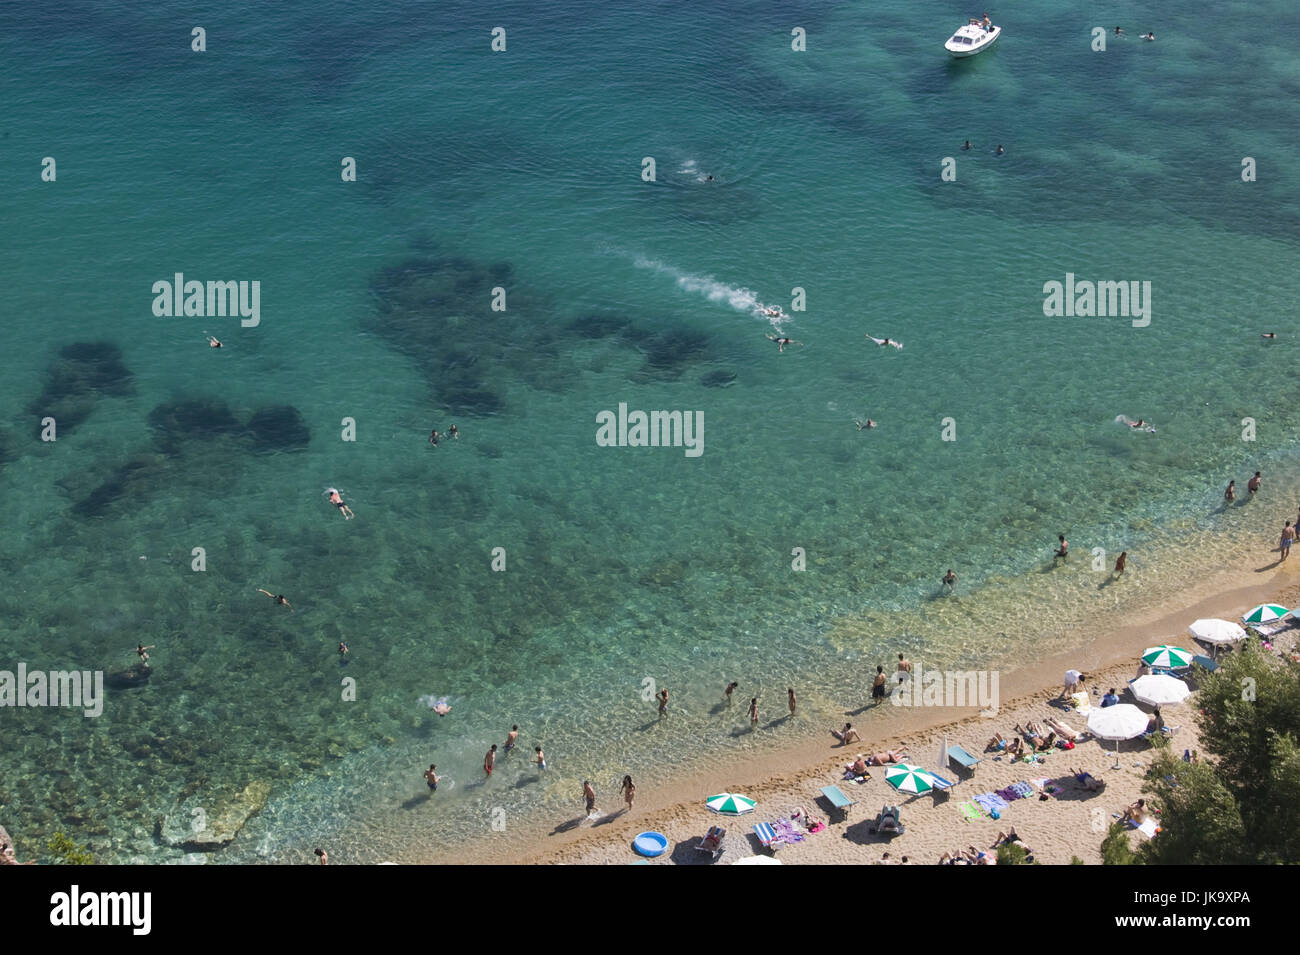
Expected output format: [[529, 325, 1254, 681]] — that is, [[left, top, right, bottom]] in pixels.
[[436, 555, 1300, 864]]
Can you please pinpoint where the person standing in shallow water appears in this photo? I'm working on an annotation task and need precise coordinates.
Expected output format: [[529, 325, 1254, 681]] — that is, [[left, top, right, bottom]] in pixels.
[[484, 744, 497, 777], [1280, 522, 1295, 561], [1249, 471, 1262, 496], [657, 688, 669, 718], [942, 569, 957, 592], [872, 665, 887, 704], [1225, 480, 1235, 503], [787, 688, 796, 716], [724, 681, 738, 703], [621, 775, 635, 812], [424, 764, 439, 792], [749, 696, 759, 729], [1113, 551, 1127, 577], [1054, 535, 1069, 560]]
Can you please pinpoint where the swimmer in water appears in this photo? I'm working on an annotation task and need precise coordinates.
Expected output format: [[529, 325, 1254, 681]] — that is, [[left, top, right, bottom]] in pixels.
[[962, 140, 973, 151], [205, 333, 222, 348], [428, 429, 439, 447], [339, 642, 349, 656], [1263, 332, 1277, 339], [1141, 32, 1154, 41], [767, 334, 803, 353], [1130, 419, 1146, 429], [136, 644, 155, 664], [706, 175, 714, 181], [762, 305, 785, 319], [326, 488, 354, 520], [1114, 26, 1124, 37], [448, 424, 459, 439], [867, 335, 903, 350], [855, 419, 877, 431], [995, 144, 1005, 155], [257, 589, 293, 610]]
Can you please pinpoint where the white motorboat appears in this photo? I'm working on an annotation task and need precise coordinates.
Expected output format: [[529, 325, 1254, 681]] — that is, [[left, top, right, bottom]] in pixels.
[[945, 19, 1001, 57]]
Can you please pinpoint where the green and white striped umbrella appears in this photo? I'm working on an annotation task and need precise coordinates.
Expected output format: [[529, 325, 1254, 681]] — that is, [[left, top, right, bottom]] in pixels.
[[1242, 604, 1291, 625], [883, 763, 935, 795], [1142, 645, 1193, 669], [706, 792, 756, 815]]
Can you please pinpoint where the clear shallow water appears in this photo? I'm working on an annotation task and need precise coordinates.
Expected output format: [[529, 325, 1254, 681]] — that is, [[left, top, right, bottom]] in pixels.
[[2, 0, 1300, 862]]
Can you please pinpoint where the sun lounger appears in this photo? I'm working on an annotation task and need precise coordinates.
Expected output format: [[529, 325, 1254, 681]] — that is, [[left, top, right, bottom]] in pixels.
[[948, 744, 982, 773], [820, 784, 855, 818], [752, 821, 780, 852], [870, 805, 904, 835], [695, 825, 726, 858]]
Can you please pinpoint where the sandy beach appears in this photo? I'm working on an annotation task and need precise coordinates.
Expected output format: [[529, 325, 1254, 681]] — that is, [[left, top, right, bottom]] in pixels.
[[438, 559, 1300, 865]]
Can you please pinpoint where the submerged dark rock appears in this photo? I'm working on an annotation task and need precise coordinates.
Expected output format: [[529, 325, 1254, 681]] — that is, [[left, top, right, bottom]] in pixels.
[[73, 455, 167, 517], [148, 398, 241, 453], [245, 405, 311, 452], [701, 369, 737, 388], [28, 341, 135, 438]]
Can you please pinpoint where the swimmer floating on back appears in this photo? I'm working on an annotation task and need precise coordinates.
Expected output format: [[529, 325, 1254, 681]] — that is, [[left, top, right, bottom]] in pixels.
[[326, 487, 354, 520], [867, 335, 903, 350], [1263, 332, 1277, 339], [767, 334, 803, 353], [204, 332, 222, 348], [855, 418, 877, 431]]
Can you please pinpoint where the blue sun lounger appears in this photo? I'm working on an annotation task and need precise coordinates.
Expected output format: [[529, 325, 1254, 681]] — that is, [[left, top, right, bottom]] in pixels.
[[820, 784, 855, 818], [948, 745, 982, 773]]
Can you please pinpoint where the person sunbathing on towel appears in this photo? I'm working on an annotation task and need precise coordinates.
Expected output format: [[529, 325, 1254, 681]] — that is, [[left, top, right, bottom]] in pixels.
[[1035, 731, 1058, 752], [1006, 736, 1025, 756], [986, 732, 1008, 751], [1122, 799, 1149, 824]]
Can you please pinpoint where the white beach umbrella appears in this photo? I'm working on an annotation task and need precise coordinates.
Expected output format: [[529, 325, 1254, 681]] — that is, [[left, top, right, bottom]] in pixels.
[[1188, 618, 1247, 646], [732, 855, 783, 865], [1130, 674, 1191, 707], [1086, 703, 1150, 768]]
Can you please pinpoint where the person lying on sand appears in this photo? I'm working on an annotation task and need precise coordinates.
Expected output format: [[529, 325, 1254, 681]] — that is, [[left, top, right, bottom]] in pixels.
[[1006, 736, 1025, 756], [1015, 721, 1043, 740], [1044, 716, 1080, 741], [1034, 731, 1058, 752], [865, 748, 909, 765], [986, 733, 1008, 752], [1070, 767, 1105, 791], [846, 756, 872, 775]]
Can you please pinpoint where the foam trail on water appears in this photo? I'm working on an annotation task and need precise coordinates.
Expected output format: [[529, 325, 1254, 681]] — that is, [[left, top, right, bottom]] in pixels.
[[628, 253, 783, 329]]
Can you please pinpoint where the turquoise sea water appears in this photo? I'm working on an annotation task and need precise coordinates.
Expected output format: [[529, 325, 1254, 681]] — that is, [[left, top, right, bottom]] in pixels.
[[3, 0, 1300, 862]]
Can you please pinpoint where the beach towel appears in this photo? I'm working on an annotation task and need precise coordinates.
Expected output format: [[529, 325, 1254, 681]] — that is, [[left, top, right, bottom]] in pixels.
[[1135, 818, 1159, 838], [1069, 691, 1091, 714], [1010, 781, 1034, 798], [974, 793, 1008, 814], [959, 801, 985, 823], [772, 818, 806, 843]]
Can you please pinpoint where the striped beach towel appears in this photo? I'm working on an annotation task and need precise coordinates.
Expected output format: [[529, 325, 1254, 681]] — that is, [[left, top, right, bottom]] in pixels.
[[959, 801, 985, 822]]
